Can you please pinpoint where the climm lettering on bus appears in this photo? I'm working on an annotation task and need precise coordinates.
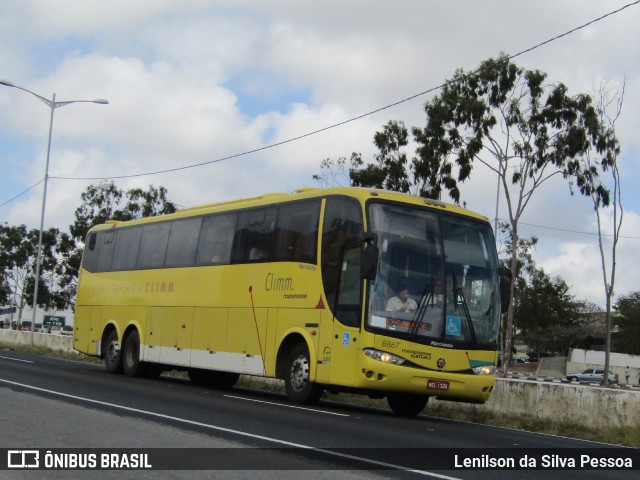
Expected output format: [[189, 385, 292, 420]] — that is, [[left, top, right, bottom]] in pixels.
[[88, 281, 174, 296], [265, 273, 293, 292], [145, 281, 174, 293]]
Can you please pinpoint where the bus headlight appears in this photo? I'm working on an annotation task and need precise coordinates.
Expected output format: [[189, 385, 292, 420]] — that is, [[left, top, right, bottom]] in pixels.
[[364, 348, 405, 365], [472, 365, 497, 375]]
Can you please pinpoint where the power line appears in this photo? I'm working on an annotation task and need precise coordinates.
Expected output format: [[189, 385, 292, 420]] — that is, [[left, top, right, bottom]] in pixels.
[[51, 83, 445, 182], [2, 0, 639, 206], [49, 0, 640, 182], [501, 219, 640, 240], [510, 0, 640, 60], [0, 179, 43, 208]]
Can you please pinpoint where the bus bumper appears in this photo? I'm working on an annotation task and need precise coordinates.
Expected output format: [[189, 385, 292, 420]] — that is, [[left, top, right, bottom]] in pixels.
[[356, 354, 496, 404]]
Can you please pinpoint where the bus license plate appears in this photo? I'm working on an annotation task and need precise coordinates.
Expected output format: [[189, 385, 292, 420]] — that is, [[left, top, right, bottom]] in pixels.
[[428, 380, 449, 391]]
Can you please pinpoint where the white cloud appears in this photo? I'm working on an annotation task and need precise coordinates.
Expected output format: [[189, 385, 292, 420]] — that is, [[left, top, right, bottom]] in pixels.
[[1, 0, 639, 306]]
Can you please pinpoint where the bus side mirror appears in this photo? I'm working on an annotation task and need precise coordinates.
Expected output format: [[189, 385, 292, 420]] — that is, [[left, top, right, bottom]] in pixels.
[[499, 266, 512, 314], [361, 233, 379, 281]]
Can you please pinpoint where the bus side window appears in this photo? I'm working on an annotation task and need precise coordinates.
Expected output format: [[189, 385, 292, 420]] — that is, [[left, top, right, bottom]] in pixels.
[[137, 223, 171, 269], [196, 213, 235, 265], [112, 226, 142, 271], [96, 231, 116, 272], [232, 208, 276, 263], [274, 200, 320, 263], [165, 217, 202, 267], [83, 232, 99, 272]]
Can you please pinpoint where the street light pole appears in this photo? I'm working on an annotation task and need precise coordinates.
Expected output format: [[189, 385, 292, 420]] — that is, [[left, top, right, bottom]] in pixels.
[[0, 80, 108, 344]]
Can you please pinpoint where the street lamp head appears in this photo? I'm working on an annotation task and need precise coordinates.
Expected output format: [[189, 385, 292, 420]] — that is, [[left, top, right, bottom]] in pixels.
[[93, 99, 109, 104], [0, 79, 16, 87]]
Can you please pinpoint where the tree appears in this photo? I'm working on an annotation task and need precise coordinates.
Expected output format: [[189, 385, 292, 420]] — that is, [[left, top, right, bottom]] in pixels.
[[314, 120, 464, 202], [516, 268, 582, 355], [572, 79, 624, 383], [614, 291, 640, 355], [69, 181, 177, 242], [498, 222, 601, 356], [351, 120, 411, 193], [414, 54, 617, 374], [59, 181, 178, 301], [497, 222, 537, 349], [0, 223, 73, 322]]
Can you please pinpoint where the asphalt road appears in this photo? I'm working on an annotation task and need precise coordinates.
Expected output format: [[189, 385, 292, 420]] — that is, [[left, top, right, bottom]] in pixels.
[[0, 350, 637, 479]]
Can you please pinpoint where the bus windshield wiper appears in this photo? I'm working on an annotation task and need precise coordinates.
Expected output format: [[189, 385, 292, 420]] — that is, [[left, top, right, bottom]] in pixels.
[[452, 274, 477, 345], [408, 283, 434, 338]]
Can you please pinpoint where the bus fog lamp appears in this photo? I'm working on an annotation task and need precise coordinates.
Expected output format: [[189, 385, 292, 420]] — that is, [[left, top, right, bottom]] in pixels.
[[473, 365, 496, 375], [364, 348, 405, 365]]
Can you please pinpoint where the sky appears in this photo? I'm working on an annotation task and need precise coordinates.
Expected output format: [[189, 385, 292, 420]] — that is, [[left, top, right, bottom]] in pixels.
[[0, 0, 639, 309]]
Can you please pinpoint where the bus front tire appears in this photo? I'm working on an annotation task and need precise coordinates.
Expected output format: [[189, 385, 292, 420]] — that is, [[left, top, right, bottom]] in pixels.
[[387, 393, 429, 417], [284, 343, 323, 405], [104, 329, 123, 374]]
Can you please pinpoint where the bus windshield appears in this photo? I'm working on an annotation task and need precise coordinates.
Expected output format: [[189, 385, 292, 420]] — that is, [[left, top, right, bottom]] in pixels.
[[366, 203, 500, 348]]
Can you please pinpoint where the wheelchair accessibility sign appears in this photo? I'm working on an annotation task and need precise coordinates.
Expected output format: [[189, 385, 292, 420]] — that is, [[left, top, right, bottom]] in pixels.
[[446, 315, 462, 337]]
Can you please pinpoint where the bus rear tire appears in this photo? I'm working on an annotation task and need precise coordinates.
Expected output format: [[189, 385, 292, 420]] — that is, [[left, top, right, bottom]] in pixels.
[[104, 329, 123, 374], [387, 393, 429, 417], [122, 330, 146, 377], [284, 343, 323, 405]]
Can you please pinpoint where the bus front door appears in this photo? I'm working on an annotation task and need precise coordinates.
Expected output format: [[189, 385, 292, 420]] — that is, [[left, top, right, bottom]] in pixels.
[[328, 244, 363, 387]]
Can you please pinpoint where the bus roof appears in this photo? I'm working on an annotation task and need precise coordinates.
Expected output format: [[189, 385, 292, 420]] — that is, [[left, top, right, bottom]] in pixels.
[[89, 186, 489, 232]]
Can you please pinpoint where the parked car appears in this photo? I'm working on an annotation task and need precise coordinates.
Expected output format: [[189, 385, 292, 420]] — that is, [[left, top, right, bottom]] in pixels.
[[566, 368, 618, 384], [60, 325, 73, 336]]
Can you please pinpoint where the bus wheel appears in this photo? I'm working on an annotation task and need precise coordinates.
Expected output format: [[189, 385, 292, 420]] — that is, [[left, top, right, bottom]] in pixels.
[[104, 329, 123, 374], [285, 343, 323, 405], [387, 393, 429, 417], [122, 330, 145, 377]]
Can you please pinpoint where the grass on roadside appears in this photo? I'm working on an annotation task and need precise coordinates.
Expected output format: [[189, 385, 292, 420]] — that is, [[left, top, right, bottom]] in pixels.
[[0, 341, 102, 364], [2, 342, 638, 447]]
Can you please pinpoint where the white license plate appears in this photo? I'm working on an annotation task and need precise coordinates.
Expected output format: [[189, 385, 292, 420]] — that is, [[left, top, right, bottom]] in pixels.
[[428, 380, 449, 391]]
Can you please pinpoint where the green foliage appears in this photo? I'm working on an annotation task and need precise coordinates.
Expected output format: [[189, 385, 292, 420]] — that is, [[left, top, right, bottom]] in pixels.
[[351, 120, 412, 193], [69, 181, 177, 243], [0, 223, 74, 315], [614, 291, 640, 355], [499, 222, 599, 355], [314, 119, 464, 202], [415, 53, 616, 205]]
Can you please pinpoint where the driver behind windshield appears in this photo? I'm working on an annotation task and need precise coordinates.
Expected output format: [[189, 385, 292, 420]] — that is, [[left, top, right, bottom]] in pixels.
[[386, 284, 417, 313]]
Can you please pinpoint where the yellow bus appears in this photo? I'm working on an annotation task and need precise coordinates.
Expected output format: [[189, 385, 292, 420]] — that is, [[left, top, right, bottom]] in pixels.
[[74, 186, 506, 416]]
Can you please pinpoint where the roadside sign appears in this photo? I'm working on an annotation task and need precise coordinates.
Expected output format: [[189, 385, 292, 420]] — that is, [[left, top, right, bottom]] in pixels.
[[0, 306, 17, 315], [43, 315, 66, 327]]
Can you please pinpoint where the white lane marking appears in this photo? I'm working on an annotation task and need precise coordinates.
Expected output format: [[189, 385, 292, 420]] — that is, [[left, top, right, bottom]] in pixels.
[[223, 394, 351, 417], [0, 355, 35, 364], [0, 377, 460, 479]]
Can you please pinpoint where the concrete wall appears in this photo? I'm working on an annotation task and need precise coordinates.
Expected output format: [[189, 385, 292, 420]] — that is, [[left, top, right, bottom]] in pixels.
[[0, 329, 73, 352], [2, 329, 638, 428], [432, 378, 640, 429]]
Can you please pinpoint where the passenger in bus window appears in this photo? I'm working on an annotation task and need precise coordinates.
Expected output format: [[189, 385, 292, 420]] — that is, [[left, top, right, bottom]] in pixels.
[[386, 284, 417, 313], [211, 242, 227, 263], [249, 247, 267, 260]]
